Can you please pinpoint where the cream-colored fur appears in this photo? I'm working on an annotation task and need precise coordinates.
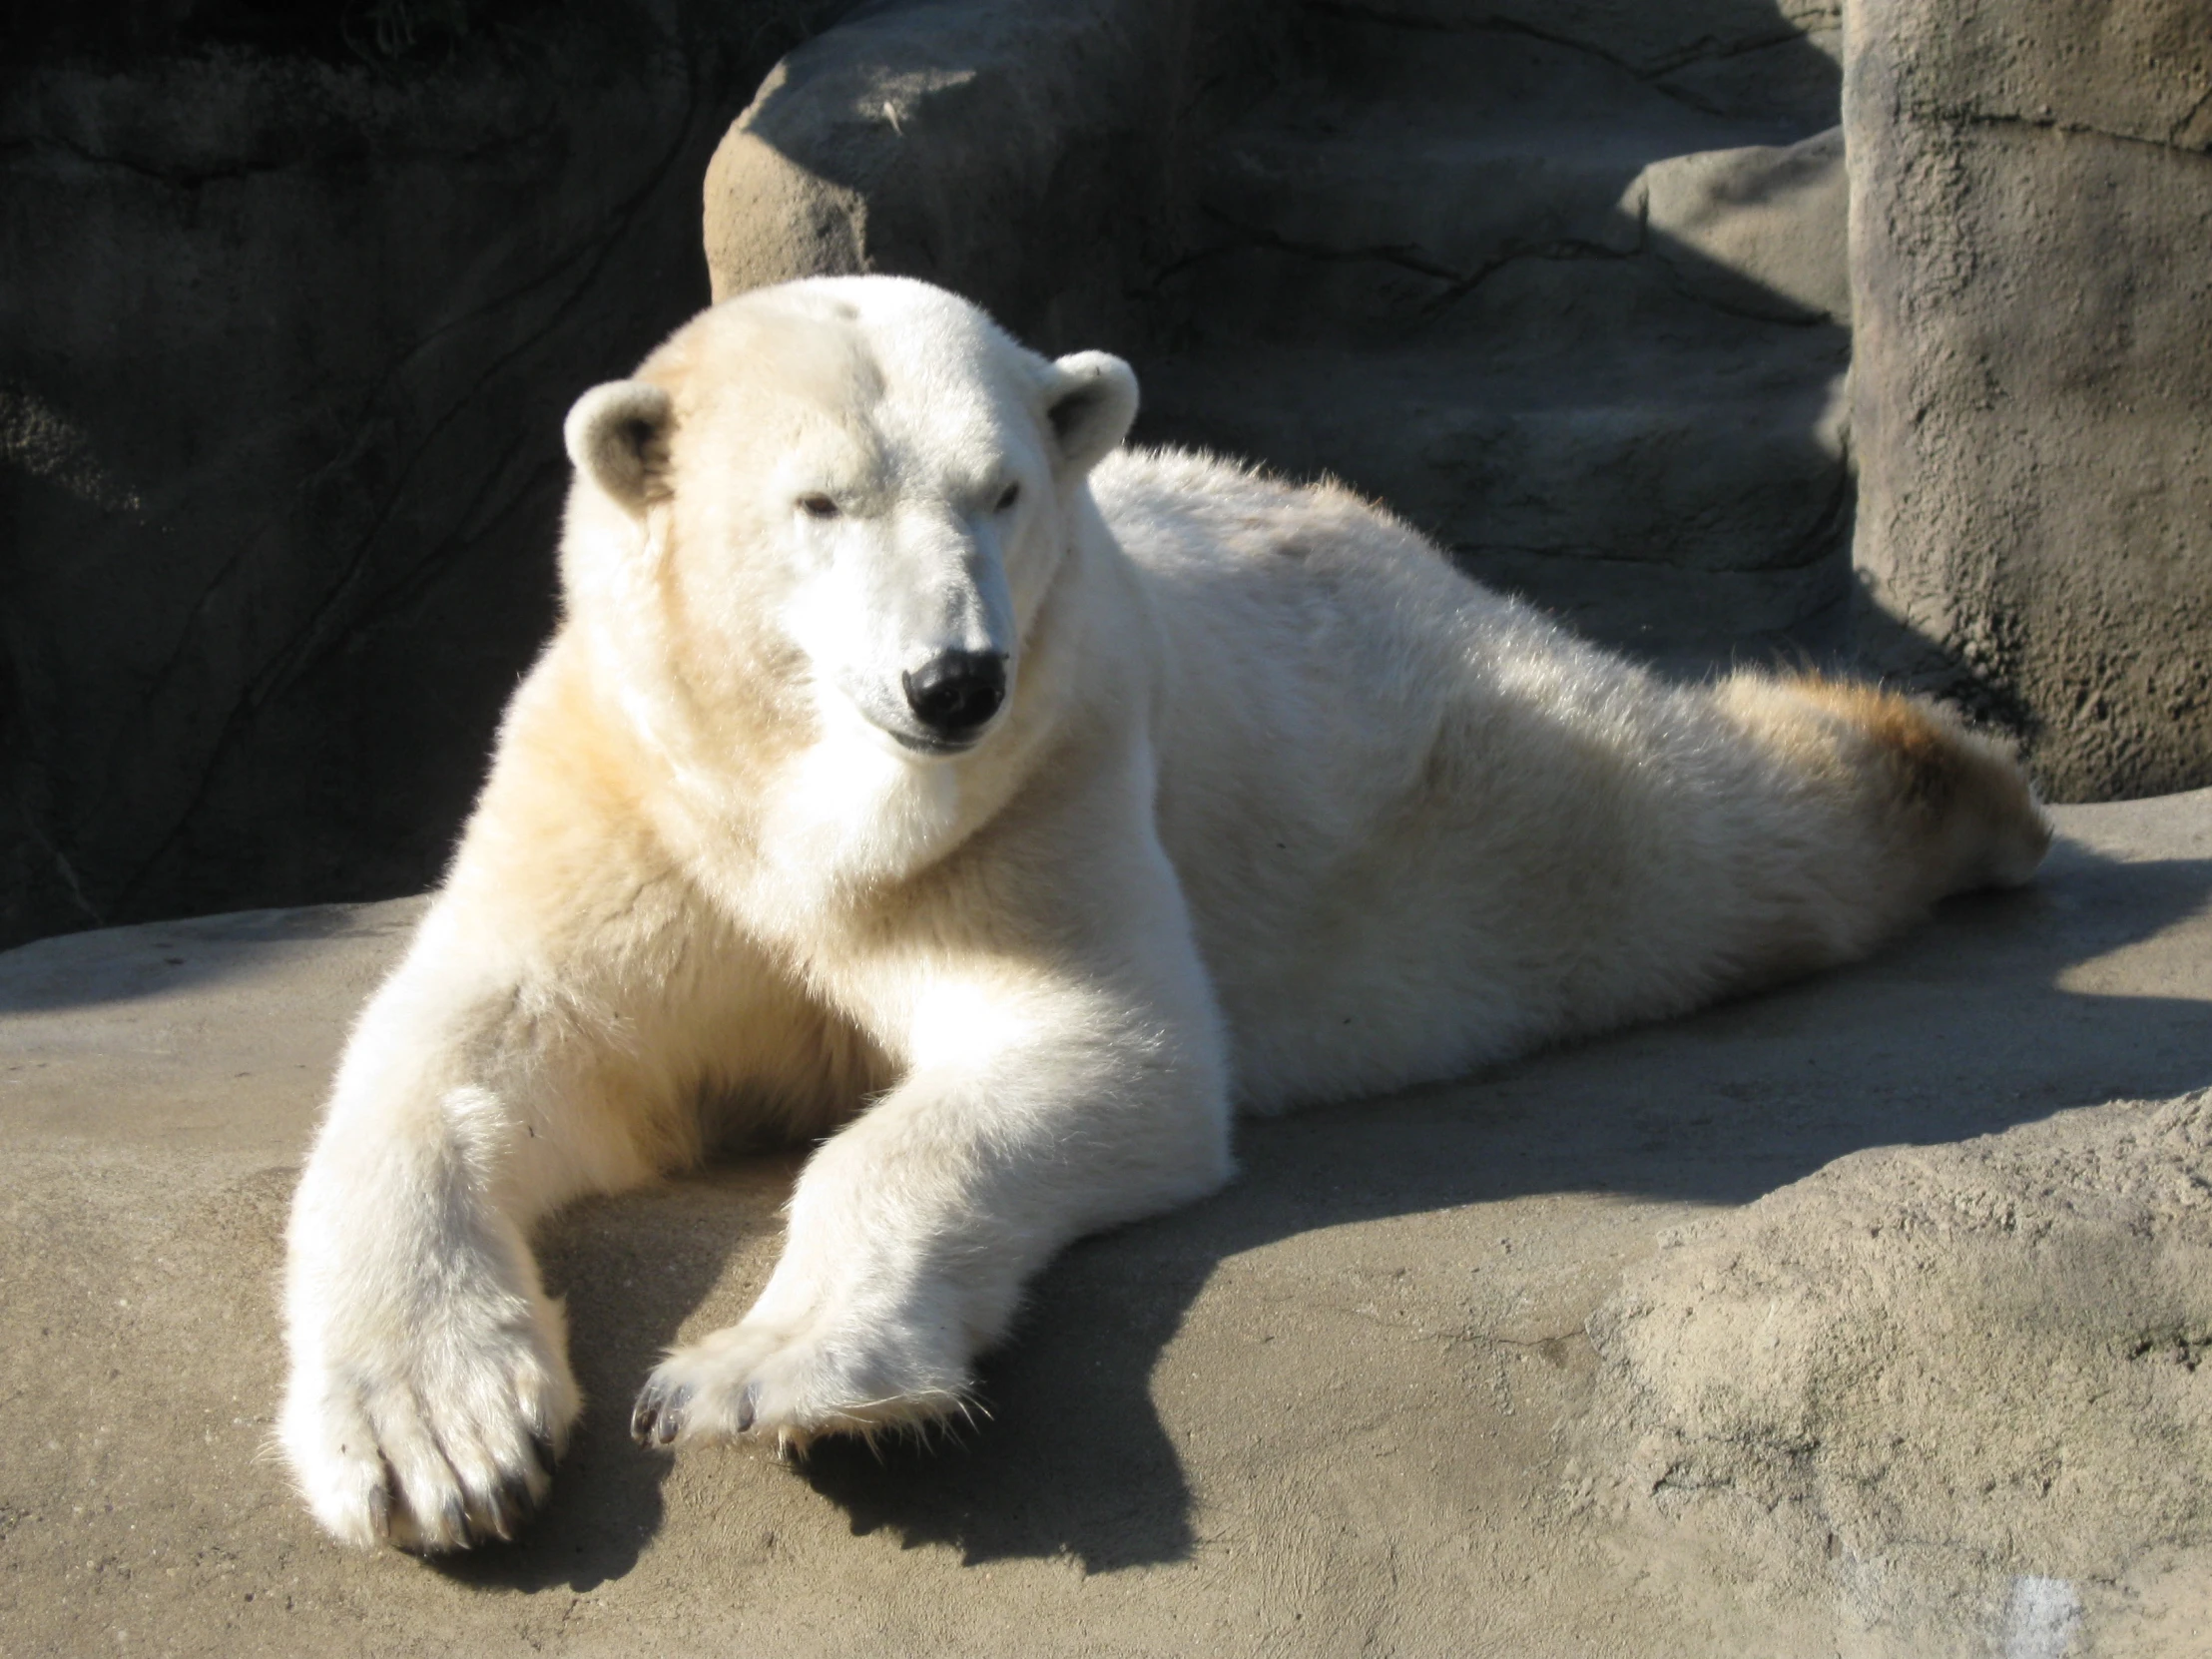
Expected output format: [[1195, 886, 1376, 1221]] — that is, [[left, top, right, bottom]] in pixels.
[[278, 276, 2050, 1551]]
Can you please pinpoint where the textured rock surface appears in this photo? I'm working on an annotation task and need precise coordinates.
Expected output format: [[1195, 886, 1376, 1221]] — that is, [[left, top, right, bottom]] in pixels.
[[706, 0, 1857, 672], [1133, 2, 1853, 670], [4, 792, 2210, 1654], [1643, 126, 1851, 323], [0, 3, 841, 952], [1591, 1092, 2212, 1653], [703, 0, 1279, 352], [1331, 0, 1844, 88], [1847, 0, 2212, 803]]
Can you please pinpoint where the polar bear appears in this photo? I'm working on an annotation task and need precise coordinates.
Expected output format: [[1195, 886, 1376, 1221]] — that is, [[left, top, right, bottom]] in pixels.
[[278, 276, 2049, 1551]]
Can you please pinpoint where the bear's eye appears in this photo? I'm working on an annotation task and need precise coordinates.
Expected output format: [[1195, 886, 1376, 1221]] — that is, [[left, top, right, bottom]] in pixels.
[[995, 481, 1021, 513], [798, 493, 840, 520]]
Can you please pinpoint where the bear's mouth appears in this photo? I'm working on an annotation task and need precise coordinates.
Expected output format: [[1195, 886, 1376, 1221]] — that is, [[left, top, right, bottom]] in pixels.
[[889, 728, 983, 758]]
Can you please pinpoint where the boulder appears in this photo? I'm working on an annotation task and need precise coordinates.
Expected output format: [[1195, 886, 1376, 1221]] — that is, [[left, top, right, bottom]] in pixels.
[[1643, 127, 1852, 324], [1847, 0, 2212, 802], [702, 0, 1279, 353]]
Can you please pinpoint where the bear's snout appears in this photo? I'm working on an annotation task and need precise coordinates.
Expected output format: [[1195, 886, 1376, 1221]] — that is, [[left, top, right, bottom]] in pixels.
[[902, 651, 1007, 743]]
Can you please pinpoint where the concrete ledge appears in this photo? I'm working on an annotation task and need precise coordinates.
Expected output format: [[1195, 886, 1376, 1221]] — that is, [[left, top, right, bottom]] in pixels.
[[4, 795, 2210, 1653]]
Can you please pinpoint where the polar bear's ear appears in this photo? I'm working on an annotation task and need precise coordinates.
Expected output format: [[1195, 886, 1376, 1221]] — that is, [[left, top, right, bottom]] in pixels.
[[564, 380, 674, 514], [1043, 352, 1139, 475]]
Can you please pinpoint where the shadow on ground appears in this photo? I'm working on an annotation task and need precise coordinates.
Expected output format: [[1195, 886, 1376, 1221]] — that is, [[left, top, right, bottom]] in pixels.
[[430, 1156, 806, 1594], [426, 830, 2212, 1581]]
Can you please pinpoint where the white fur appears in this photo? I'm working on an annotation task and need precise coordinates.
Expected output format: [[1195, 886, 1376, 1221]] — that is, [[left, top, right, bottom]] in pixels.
[[279, 276, 2049, 1550]]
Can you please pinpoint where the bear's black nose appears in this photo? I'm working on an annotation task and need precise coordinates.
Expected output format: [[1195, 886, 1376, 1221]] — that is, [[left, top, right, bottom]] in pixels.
[[902, 651, 1007, 740]]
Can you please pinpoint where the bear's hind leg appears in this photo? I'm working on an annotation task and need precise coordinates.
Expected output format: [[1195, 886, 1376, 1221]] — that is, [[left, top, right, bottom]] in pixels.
[[1723, 673, 2053, 915]]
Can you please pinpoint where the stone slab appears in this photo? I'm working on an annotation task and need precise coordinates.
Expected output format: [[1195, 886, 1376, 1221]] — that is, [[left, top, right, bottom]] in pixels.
[[3, 793, 2210, 1654]]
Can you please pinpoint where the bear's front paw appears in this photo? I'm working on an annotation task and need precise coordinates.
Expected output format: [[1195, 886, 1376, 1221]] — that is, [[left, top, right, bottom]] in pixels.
[[629, 1313, 971, 1455], [280, 1301, 580, 1552]]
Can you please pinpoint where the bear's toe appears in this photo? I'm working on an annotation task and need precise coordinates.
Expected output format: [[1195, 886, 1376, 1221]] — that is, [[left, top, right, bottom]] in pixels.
[[634, 1319, 969, 1451], [629, 1377, 695, 1447]]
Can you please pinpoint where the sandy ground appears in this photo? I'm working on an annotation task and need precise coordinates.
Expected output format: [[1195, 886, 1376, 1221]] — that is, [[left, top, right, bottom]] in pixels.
[[3, 794, 2209, 1657]]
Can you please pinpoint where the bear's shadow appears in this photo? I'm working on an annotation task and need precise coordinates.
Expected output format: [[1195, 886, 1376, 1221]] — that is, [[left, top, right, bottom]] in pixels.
[[434, 1153, 805, 1593], [448, 835, 2212, 1584]]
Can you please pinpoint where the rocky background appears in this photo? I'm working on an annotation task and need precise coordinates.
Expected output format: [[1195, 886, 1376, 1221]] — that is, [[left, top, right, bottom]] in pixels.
[[3, 0, 2209, 950], [0, 0, 854, 950], [1847, 0, 2212, 803]]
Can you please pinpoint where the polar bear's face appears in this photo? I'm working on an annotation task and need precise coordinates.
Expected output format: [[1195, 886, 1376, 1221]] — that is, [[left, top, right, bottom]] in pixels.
[[562, 278, 1138, 766]]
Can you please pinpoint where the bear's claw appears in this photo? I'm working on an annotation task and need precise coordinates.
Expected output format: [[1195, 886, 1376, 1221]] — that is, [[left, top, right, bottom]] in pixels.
[[386, 1447, 553, 1554], [630, 1380, 692, 1448], [491, 1468, 544, 1540], [365, 1481, 393, 1544]]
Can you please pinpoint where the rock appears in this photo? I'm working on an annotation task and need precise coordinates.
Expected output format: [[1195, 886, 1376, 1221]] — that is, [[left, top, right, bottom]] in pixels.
[[1643, 127, 1851, 323], [1324, 1, 1843, 86], [703, 2, 1855, 672], [1657, 26, 1843, 128], [1133, 6, 1852, 670], [1591, 1091, 2212, 1652], [5, 792, 2212, 1652], [0, 4, 834, 952], [1847, 0, 2212, 802], [702, 0, 1279, 352]]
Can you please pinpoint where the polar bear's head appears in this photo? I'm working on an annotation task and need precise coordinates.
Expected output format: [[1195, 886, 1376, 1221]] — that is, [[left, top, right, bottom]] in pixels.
[[559, 277, 1137, 769]]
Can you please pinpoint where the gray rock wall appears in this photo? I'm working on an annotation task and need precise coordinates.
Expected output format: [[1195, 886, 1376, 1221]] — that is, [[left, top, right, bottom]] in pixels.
[[11, 0, 2206, 948], [707, 1, 1858, 672], [0, 3, 845, 950], [1132, 6, 1854, 672], [1848, 0, 2212, 802]]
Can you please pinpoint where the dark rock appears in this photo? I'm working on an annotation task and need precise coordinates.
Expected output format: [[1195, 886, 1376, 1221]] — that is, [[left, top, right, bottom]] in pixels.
[[1133, 6, 1852, 670], [703, 0, 1284, 354], [1313, 0, 1842, 84], [0, 2, 842, 950], [707, 0, 1854, 672], [1847, 0, 2212, 802]]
